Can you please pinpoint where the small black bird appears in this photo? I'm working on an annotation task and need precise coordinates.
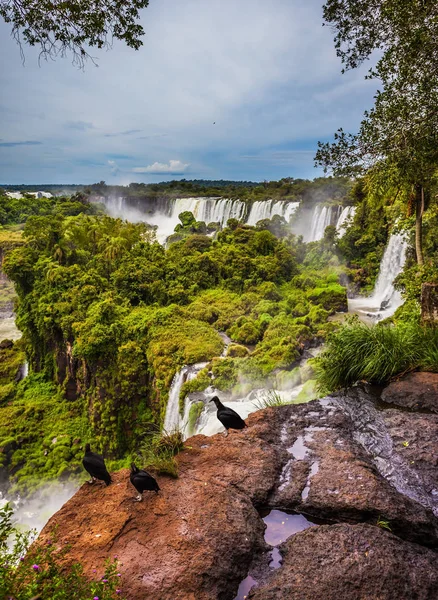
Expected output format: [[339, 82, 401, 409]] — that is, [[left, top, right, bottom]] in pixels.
[[82, 443, 112, 486], [210, 396, 246, 436], [130, 463, 160, 502]]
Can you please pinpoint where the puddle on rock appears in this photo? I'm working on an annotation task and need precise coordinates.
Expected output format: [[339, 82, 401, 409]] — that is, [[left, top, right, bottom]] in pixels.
[[268, 547, 282, 568], [233, 510, 317, 599], [289, 435, 310, 459], [262, 509, 316, 546], [301, 461, 320, 501], [234, 575, 257, 600]]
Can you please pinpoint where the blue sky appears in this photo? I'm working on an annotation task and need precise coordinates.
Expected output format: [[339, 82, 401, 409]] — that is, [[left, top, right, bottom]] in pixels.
[[0, 0, 378, 184]]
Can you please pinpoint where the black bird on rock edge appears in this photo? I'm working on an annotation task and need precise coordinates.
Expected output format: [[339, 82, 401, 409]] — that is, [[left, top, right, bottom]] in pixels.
[[82, 443, 112, 486], [210, 396, 247, 436], [130, 463, 160, 502]]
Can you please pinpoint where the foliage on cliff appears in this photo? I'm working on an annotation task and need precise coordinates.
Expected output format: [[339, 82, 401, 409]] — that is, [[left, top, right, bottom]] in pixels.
[[0, 504, 125, 599], [0, 191, 350, 491]]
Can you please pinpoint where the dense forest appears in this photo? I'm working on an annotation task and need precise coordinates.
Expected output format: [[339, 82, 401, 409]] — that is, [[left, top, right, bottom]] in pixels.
[[0, 177, 352, 205]]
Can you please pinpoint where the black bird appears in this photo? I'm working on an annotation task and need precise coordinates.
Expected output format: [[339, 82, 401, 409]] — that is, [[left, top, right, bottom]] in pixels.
[[210, 396, 246, 436], [130, 463, 160, 502], [82, 443, 112, 486]]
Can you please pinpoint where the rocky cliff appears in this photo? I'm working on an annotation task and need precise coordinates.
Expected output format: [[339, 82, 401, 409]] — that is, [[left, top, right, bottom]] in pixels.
[[38, 374, 438, 599]]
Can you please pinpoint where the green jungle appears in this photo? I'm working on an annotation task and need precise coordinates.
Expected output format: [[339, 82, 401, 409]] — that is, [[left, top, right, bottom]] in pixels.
[[0, 173, 437, 496]]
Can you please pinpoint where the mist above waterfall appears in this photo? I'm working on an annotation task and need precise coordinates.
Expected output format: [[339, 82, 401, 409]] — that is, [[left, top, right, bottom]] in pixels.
[[0, 481, 79, 534]]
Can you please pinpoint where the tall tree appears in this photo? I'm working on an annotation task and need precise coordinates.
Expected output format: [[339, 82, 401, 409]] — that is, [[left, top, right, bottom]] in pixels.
[[0, 0, 149, 66], [316, 0, 438, 264]]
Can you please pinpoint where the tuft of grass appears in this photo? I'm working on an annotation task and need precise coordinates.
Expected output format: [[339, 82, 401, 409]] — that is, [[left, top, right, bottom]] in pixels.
[[314, 318, 433, 392], [139, 428, 184, 478], [254, 389, 285, 410], [420, 327, 438, 372]]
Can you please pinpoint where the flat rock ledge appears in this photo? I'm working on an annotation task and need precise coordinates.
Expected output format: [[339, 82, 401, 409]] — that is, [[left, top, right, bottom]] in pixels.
[[39, 375, 438, 600]]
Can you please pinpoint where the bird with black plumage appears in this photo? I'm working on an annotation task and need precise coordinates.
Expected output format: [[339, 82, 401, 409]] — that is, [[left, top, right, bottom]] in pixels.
[[82, 443, 112, 486], [210, 395, 247, 437], [130, 463, 160, 501]]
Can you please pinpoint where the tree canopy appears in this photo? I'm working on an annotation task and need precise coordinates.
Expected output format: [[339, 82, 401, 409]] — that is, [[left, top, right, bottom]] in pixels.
[[317, 0, 438, 264], [0, 0, 149, 66]]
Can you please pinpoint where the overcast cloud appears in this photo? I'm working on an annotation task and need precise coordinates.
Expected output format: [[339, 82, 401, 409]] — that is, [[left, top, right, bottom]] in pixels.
[[0, 0, 378, 184]]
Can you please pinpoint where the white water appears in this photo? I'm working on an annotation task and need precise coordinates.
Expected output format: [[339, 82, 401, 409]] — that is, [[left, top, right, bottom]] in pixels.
[[163, 363, 209, 433], [193, 385, 305, 438], [101, 196, 303, 243], [165, 361, 309, 441], [304, 205, 355, 243], [348, 233, 408, 321], [307, 205, 332, 242], [246, 200, 299, 226], [6, 191, 53, 199], [336, 206, 356, 237]]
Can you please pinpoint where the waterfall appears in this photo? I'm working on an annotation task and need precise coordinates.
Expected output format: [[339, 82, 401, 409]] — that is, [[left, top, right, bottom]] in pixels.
[[98, 196, 302, 243], [246, 200, 299, 226], [371, 233, 408, 311], [163, 362, 209, 433], [0, 484, 78, 535], [163, 367, 189, 432], [336, 206, 356, 237], [15, 361, 28, 382], [348, 233, 408, 321], [169, 197, 248, 225], [306, 205, 334, 242]]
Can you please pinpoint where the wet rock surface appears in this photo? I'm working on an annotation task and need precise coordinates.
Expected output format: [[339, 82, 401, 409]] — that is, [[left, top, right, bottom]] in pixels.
[[39, 379, 438, 599], [381, 371, 438, 413], [248, 523, 438, 600]]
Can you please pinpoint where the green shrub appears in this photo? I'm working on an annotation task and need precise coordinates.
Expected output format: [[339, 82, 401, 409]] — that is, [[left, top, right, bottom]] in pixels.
[[227, 344, 249, 358], [306, 284, 347, 312], [0, 504, 125, 599]]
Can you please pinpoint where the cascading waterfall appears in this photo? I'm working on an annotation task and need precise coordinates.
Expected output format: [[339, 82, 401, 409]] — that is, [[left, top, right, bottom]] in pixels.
[[0, 484, 78, 535], [307, 205, 334, 242], [163, 367, 189, 432], [304, 205, 355, 242], [169, 197, 248, 225], [348, 233, 408, 321], [163, 363, 209, 433], [246, 200, 299, 226], [98, 196, 304, 243], [336, 206, 356, 237]]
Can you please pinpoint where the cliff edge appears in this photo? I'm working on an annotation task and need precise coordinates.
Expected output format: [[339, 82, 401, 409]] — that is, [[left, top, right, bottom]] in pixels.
[[38, 376, 438, 599]]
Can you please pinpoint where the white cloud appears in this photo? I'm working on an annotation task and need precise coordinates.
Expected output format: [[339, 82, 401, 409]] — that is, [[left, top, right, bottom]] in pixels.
[[132, 160, 190, 174]]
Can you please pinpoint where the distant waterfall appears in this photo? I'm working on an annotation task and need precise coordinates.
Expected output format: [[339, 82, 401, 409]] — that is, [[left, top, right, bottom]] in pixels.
[[246, 200, 299, 226], [305, 205, 355, 242], [348, 233, 408, 321], [169, 197, 248, 225], [336, 206, 356, 237], [99, 196, 303, 243], [163, 367, 189, 432], [307, 205, 335, 242]]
